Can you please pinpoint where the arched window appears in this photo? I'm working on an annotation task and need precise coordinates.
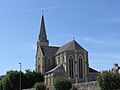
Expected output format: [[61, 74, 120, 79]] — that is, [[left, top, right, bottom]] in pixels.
[[38, 64, 40, 72], [68, 56, 74, 78], [57, 56, 60, 65], [38, 57, 40, 63], [37, 57, 40, 72], [60, 54, 64, 63], [78, 56, 83, 78]]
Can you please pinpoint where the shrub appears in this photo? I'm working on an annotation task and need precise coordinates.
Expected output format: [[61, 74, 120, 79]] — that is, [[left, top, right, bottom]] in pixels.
[[71, 85, 78, 90], [34, 82, 46, 90], [2, 75, 13, 90], [54, 79, 72, 90], [96, 71, 120, 90], [24, 70, 44, 89]]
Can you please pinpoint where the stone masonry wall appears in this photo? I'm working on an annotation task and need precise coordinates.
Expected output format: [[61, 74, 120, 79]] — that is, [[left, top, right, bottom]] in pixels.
[[23, 81, 100, 90], [71, 81, 100, 90]]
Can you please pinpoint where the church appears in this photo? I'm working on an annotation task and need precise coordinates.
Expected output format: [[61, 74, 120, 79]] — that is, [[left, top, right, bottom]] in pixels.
[[35, 15, 98, 89]]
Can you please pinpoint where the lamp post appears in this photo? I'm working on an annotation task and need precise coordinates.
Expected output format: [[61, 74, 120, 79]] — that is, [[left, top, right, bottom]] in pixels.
[[19, 63, 21, 90]]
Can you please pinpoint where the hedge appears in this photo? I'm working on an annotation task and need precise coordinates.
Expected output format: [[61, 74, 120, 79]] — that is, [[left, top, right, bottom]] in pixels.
[[97, 71, 120, 90]]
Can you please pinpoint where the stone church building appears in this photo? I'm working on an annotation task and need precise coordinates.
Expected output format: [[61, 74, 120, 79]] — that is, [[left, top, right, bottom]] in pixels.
[[36, 15, 98, 89]]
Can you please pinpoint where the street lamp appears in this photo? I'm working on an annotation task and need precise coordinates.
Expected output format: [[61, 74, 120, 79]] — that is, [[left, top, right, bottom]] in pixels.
[[19, 63, 21, 90]]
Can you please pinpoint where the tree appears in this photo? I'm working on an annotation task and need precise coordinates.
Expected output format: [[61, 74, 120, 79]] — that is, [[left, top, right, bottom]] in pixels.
[[8, 70, 20, 90], [97, 71, 120, 90], [2, 70, 44, 90], [2, 70, 26, 90], [0, 81, 3, 90], [32, 71, 44, 83], [24, 70, 44, 89], [2, 74, 13, 90], [24, 70, 34, 88]]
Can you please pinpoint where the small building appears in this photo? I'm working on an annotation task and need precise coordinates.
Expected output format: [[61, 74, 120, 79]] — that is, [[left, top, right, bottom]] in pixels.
[[45, 64, 67, 90], [112, 63, 120, 73]]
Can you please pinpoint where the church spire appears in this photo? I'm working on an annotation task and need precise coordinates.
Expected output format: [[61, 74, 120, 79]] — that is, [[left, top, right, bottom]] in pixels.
[[38, 15, 49, 46]]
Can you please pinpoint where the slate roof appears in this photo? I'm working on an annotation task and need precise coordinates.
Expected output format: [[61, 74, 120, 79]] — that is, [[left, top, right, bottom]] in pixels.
[[45, 64, 66, 74], [41, 46, 59, 56], [89, 67, 98, 73], [55, 40, 87, 55]]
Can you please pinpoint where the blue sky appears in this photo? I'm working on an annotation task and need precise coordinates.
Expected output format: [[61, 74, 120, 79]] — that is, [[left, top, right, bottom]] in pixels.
[[0, 0, 120, 75]]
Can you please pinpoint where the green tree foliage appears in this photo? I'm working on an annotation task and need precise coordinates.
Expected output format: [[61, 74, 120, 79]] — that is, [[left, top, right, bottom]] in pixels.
[[2, 70, 25, 90], [0, 81, 3, 90], [24, 70, 44, 89], [32, 71, 44, 83], [24, 70, 35, 88], [7, 70, 20, 90], [34, 82, 46, 90], [2, 74, 13, 90], [1, 70, 44, 90], [54, 79, 72, 90], [97, 71, 120, 90]]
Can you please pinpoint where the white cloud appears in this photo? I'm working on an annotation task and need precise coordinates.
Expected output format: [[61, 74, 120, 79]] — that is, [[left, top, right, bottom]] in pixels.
[[24, 4, 92, 12], [24, 6, 79, 12]]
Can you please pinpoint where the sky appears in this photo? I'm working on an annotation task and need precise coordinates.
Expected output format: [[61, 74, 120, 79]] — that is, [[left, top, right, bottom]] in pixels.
[[0, 0, 120, 75]]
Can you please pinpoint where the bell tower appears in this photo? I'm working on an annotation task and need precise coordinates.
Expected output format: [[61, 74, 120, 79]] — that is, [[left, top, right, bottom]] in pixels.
[[36, 15, 49, 73]]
